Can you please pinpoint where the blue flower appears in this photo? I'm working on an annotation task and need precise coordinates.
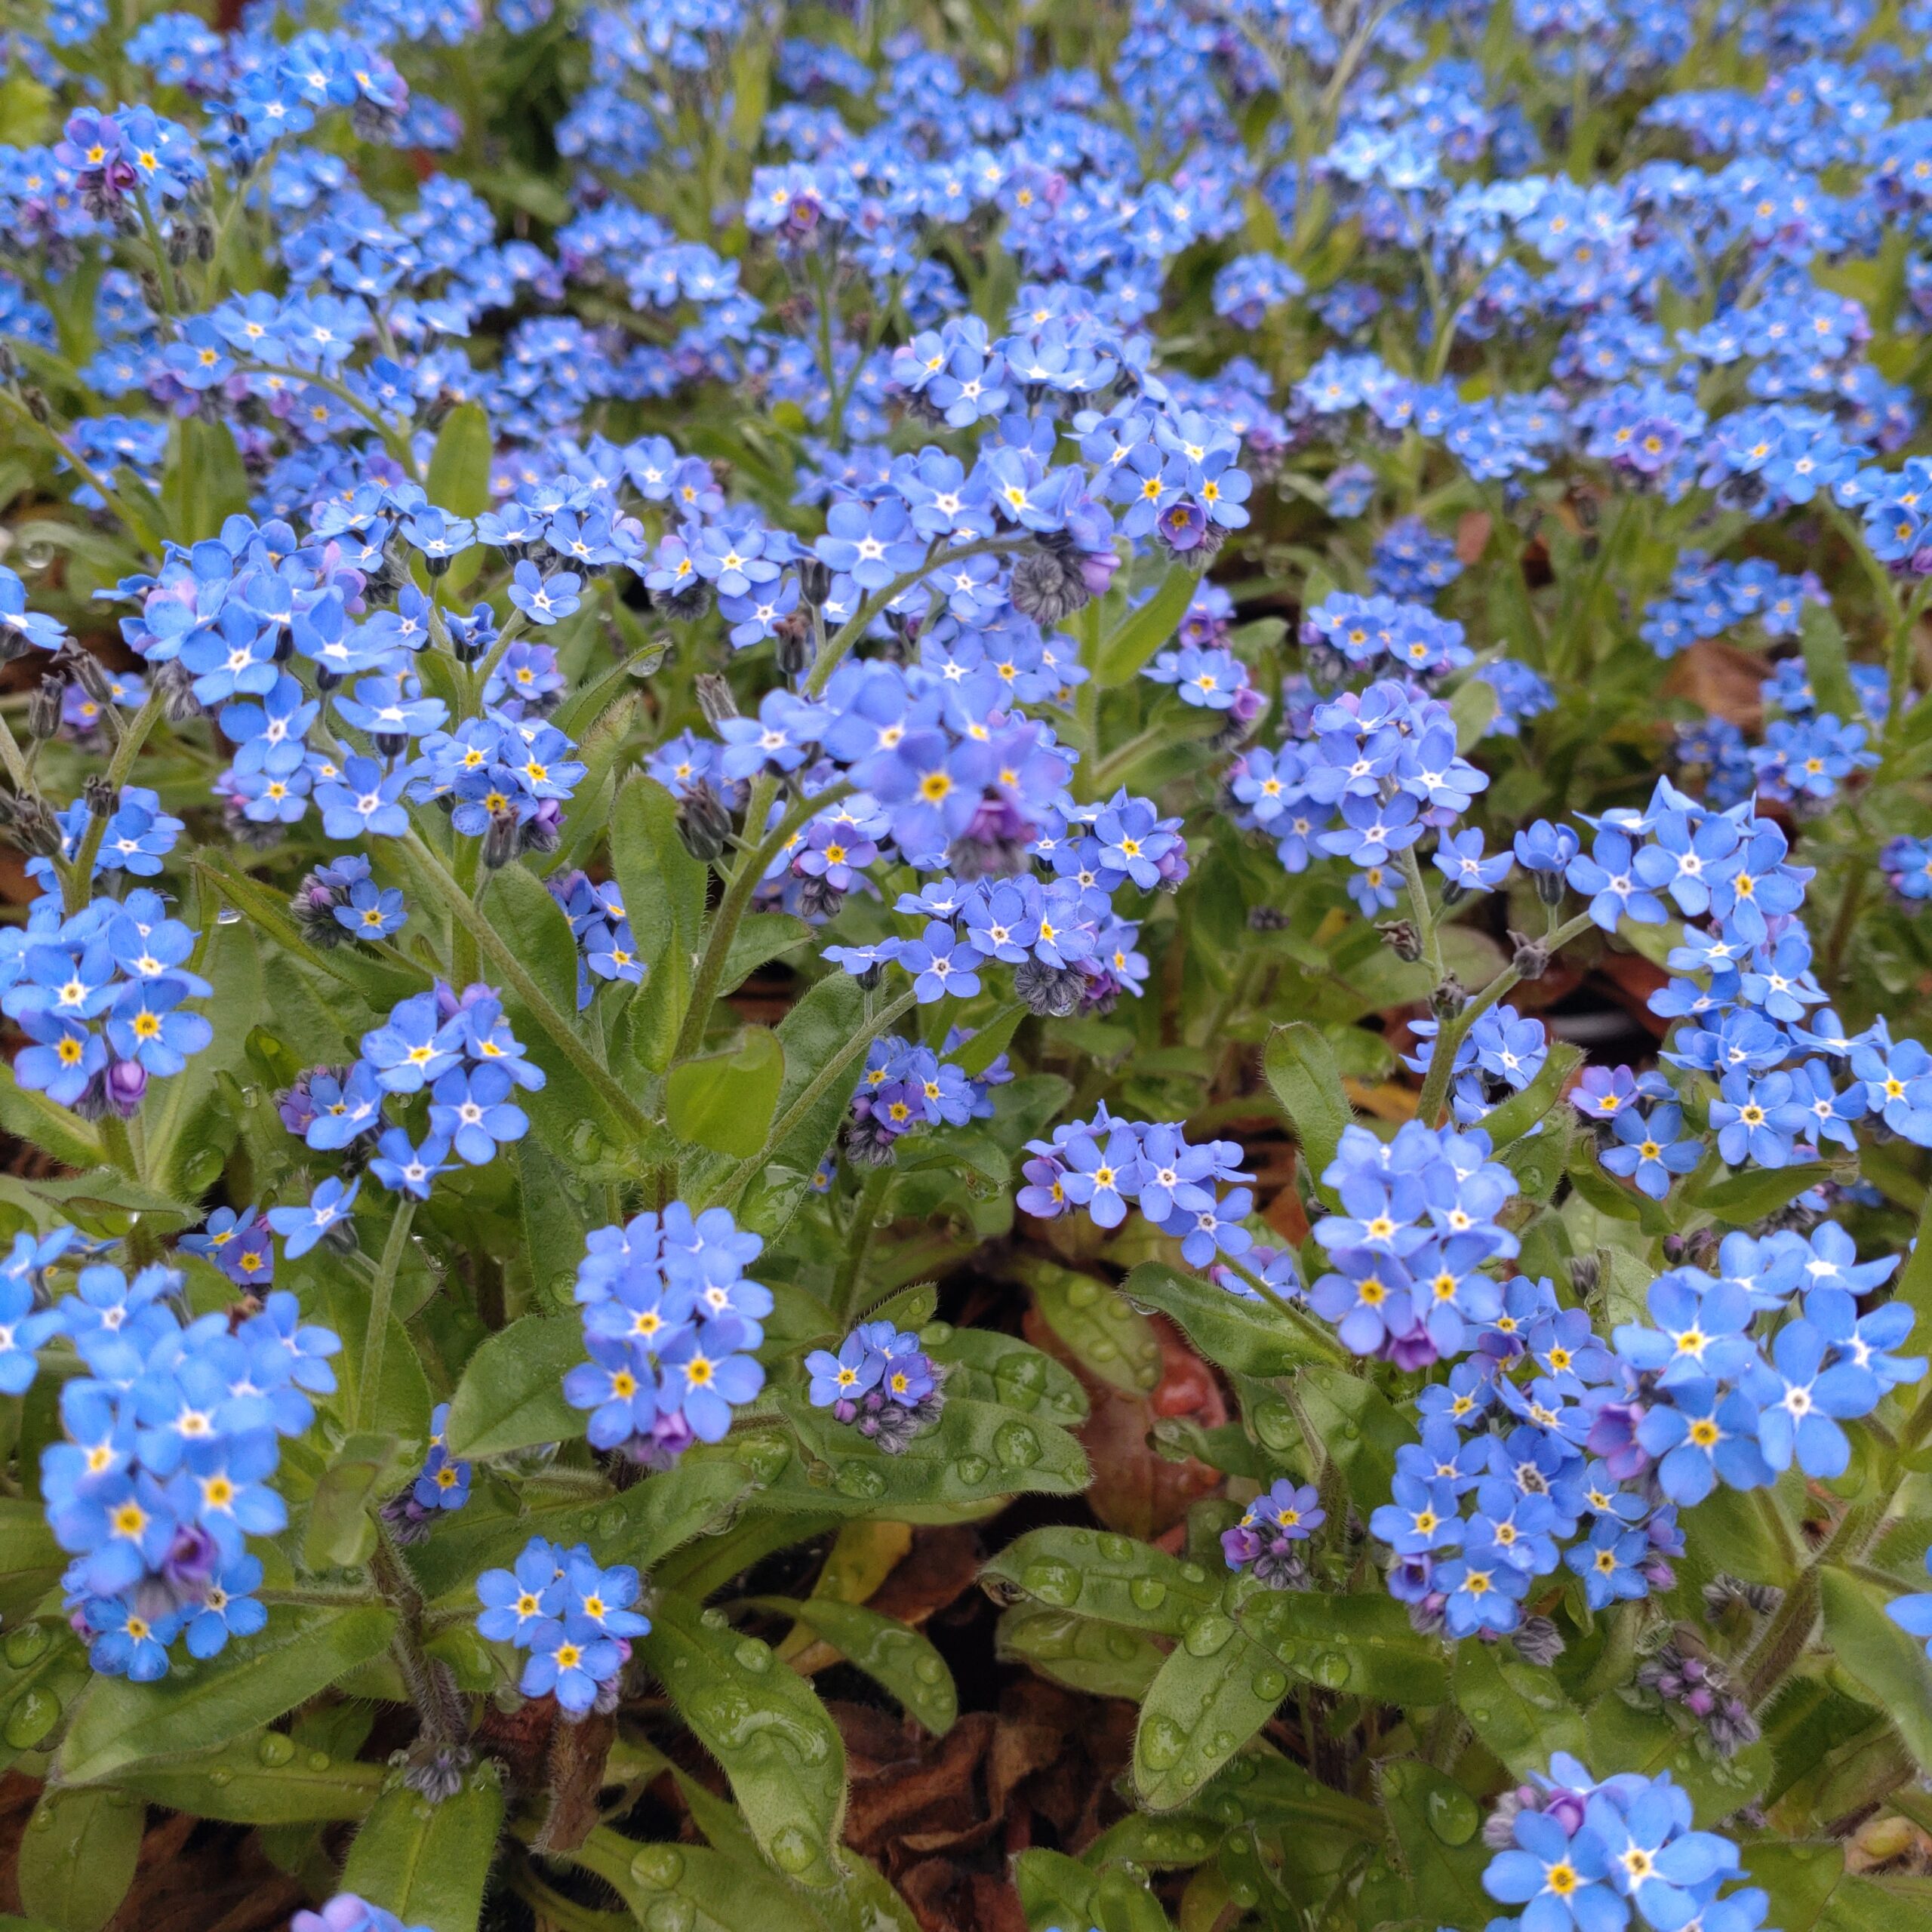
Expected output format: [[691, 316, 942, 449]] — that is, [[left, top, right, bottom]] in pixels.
[[807, 1332, 881, 1408], [266, 1175, 360, 1259], [1742, 1318, 1880, 1478]]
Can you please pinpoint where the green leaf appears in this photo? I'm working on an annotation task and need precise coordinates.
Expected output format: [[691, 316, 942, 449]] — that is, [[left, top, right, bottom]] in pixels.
[[0, 1066, 101, 1172], [744, 1595, 955, 1734], [340, 1766, 505, 1932], [996, 1603, 1164, 1700], [1023, 1258, 1164, 1394], [443, 1314, 583, 1460], [718, 912, 814, 995], [1121, 1259, 1343, 1376], [943, 1001, 1022, 1080], [921, 1324, 1088, 1427], [303, 1432, 395, 1570], [56, 1605, 395, 1786], [1133, 1619, 1283, 1811], [1449, 1643, 1589, 1777], [1819, 1566, 1932, 1770], [982, 1527, 1222, 1636], [1379, 1758, 1490, 1930], [733, 973, 870, 1237], [1582, 1692, 1771, 1824], [478, 860, 583, 1024], [756, 1392, 1088, 1522], [1478, 1042, 1583, 1150], [611, 774, 709, 1074], [1293, 1364, 1411, 1512], [162, 416, 250, 543], [1798, 601, 1861, 728], [424, 402, 494, 518], [111, 1734, 386, 1823], [667, 1028, 786, 1158], [1239, 1587, 1448, 1705], [1014, 1848, 1097, 1932], [568, 1825, 838, 1932], [1094, 561, 1198, 685], [1896, 1186, 1932, 1331], [16, 1789, 142, 1932], [1262, 1023, 1352, 1201], [641, 1589, 846, 1888], [1451, 675, 1499, 752], [414, 1447, 758, 1602], [1690, 1161, 1835, 1228], [1500, 1108, 1576, 1206], [140, 915, 263, 1204]]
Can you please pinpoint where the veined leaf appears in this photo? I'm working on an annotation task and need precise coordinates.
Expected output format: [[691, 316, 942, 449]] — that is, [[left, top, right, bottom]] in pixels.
[[340, 1765, 505, 1932], [112, 1734, 386, 1823], [443, 1313, 583, 1459], [983, 1526, 1222, 1636], [56, 1605, 395, 1786], [16, 1788, 141, 1932], [641, 1589, 846, 1889], [1819, 1565, 1932, 1771], [1094, 561, 1198, 685], [742, 1594, 955, 1734], [1262, 1023, 1352, 1201], [1122, 1259, 1343, 1375]]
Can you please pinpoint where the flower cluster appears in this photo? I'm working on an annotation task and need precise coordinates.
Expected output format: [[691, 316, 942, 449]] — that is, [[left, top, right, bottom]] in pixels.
[[277, 982, 541, 1195], [565, 1204, 769, 1466], [29, 1243, 338, 1681], [2, 887, 212, 1117], [1020, 1106, 1254, 1266], [1220, 1478, 1325, 1589], [844, 1029, 1010, 1164], [805, 1321, 947, 1453], [1481, 1755, 1761, 1932], [475, 1534, 648, 1718]]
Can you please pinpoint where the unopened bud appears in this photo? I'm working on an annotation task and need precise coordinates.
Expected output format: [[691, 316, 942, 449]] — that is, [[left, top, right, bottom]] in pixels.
[[1378, 918, 1423, 962], [59, 646, 115, 706], [27, 674, 65, 740], [675, 780, 733, 863], [83, 774, 115, 818], [1429, 974, 1466, 1020], [693, 672, 739, 727], [481, 806, 521, 870], [4, 793, 63, 856], [1508, 931, 1551, 980]]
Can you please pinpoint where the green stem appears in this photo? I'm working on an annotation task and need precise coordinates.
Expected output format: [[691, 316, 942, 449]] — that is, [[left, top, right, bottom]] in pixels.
[[357, 1198, 417, 1431], [671, 779, 854, 1063], [1416, 909, 1597, 1126], [62, 691, 165, 915], [804, 534, 1030, 698], [707, 987, 920, 1208], [403, 831, 653, 1137], [832, 1164, 892, 1327], [1396, 841, 1446, 986], [1578, 1600, 1643, 1703], [254, 365, 420, 478], [1218, 1253, 1347, 1366]]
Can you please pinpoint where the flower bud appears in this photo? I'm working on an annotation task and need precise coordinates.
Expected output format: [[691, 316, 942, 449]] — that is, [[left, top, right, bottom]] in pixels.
[[693, 672, 739, 727], [27, 673, 65, 740]]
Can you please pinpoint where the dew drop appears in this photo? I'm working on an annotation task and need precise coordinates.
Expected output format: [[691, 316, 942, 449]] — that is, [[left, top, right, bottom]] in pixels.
[[912, 1654, 945, 1685], [1183, 1613, 1235, 1657], [1139, 1715, 1186, 1770], [1426, 1783, 1480, 1845], [834, 1460, 886, 1501], [1097, 1534, 1133, 1561], [646, 1900, 697, 1932], [630, 1845, 685, 1891], [1128, 1576, 1168, 1613], [733, 1638, 771, 1674], [257, 1731, 296, 1767], [769, 1825, 818, 1873], [1021, 1561, 1081, 1607], [208, 1767, 232, 1787], [306, 1751, 331, 1771], [4, 1688, 58, 1750], [992, 1422, 1041, 1469], [1310, 1651, 1352, 1688], [952, 1454, 990, 1485], [1066, 1278, 1100, 1309], [1178, 1561, 1207, 1584], [4, 1623, 48, 1668], [1251, 1669, 1287, 1703]]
